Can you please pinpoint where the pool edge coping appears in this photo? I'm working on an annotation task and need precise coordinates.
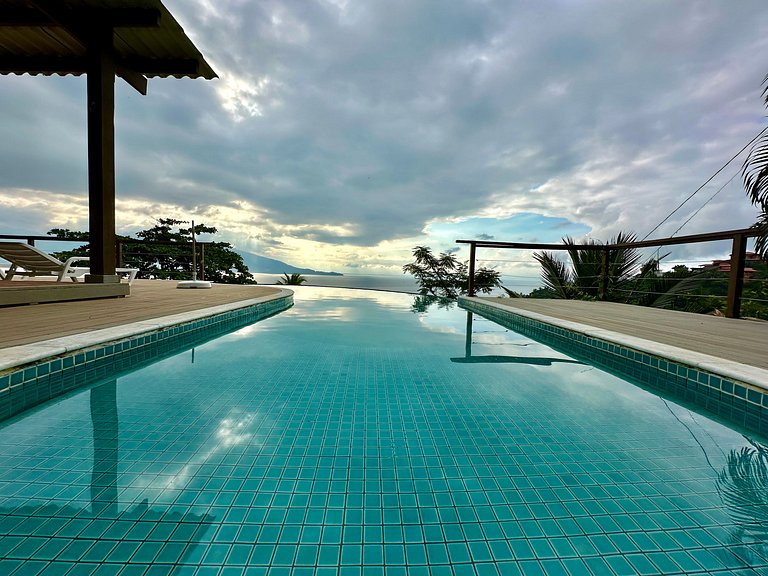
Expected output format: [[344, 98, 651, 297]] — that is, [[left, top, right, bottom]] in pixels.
[[460, 296, 768, 391], [1, 288, 295, 374]]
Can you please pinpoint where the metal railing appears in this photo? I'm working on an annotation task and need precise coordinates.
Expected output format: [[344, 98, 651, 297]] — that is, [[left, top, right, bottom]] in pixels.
[[457, 227, 760, 319]]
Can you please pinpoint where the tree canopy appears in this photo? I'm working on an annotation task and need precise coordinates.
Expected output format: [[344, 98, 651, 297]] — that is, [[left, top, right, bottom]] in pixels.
[[533, 232, 643, 301], [403, 246, 501, 298], [49, 219, 256, 285]]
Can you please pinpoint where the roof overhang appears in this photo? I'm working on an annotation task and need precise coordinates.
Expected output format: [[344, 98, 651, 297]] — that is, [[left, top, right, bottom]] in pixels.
[[0, 0, 217, 95]]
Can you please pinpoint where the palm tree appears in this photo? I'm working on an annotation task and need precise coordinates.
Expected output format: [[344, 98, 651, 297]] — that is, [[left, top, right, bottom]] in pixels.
[[276, 273, 308, 285], [717, 440, 768, 559], [742, 74, 768, 258], [533, 232, 643, 300]]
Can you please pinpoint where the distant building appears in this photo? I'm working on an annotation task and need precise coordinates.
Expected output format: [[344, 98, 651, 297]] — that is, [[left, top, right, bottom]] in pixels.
[[699, 252, 760, 279]]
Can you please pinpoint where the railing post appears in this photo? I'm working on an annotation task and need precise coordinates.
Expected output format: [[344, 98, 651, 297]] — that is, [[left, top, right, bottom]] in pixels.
[[599, 248, 610, 300], [116, 240, 123, 268], [28, 237, 35, 247], [467, 242, 476, 296], [726, 233, 747, 318]]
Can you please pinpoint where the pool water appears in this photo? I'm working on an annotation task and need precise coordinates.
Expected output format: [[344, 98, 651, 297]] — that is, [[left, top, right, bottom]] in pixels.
[[0, 287, 766, 575]]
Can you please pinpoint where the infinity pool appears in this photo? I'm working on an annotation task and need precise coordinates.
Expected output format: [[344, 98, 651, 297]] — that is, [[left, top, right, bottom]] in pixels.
[[0, 287, 766, 575]]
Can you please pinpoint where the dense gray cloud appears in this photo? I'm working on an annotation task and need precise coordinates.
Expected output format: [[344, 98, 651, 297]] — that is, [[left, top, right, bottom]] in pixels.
[[1, 0, 767, 268]]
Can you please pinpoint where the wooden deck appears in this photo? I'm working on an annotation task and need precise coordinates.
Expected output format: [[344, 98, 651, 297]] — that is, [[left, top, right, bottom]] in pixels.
[[3, 280, 281, 349], [478, 297, 768, 371], [3, 281, 766, 374]]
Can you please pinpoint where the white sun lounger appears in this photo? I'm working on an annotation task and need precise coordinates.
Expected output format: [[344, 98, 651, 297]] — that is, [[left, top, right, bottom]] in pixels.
[[0, 242, 138, 285]]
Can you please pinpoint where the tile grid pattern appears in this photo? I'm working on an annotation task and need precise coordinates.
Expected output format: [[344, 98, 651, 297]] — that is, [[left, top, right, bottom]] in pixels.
[[0, 343, 764, 575], [0, 295, 293, 423], [460, 299, 768, 438]]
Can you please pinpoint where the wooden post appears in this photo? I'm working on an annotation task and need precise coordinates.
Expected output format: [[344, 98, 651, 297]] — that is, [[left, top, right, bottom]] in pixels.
[[726, 233, 747, 318], [200, 244, 205, 281], [116, 240, 123, 268], [85, 28, 119, 284], [467, 242, 476, 296], [599, 248, 610, 300]]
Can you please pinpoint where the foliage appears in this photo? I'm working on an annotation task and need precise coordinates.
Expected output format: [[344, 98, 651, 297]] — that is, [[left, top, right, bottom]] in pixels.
[[530, 235, 768, 317], [527, 286, 558, 299], [499, 286, 523, 298], [533, 232, 644, 301], [402, 246, 501, 298], [48, 219, 256, 284], [410, 295, 456, 313], [742, 74, 768, 258], [621, 257, 708, 309], [276, 273, 308, 285], [717, 439, 768, 560]]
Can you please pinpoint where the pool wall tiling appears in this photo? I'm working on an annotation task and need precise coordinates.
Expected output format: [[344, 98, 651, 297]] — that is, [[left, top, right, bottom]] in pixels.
[[460, 296, 768, 437], [0, 289, 293, 423]]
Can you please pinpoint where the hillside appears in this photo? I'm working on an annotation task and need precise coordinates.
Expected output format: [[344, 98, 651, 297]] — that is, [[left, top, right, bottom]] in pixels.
[[236, 250, 342, 276]]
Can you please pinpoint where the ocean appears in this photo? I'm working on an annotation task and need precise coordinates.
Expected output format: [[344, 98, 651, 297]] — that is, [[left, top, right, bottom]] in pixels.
[[251, 273, 540, 295], [251, 273, 420, 293]]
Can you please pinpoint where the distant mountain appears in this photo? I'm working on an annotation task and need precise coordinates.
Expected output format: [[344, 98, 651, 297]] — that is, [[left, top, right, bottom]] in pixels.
[[236, 250, 343, 276]]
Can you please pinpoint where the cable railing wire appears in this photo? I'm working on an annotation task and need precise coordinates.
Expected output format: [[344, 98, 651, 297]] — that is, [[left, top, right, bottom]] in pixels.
[[641, 126, 768, 241]]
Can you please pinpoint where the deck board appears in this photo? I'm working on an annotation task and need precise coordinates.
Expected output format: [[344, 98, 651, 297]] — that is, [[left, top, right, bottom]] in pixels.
[[3, 280, 281, 348], [478, 297, 768, 370]]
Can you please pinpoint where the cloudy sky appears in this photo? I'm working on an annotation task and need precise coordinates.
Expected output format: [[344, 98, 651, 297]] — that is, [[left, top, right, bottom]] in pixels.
[[1, 0, 767, 282]]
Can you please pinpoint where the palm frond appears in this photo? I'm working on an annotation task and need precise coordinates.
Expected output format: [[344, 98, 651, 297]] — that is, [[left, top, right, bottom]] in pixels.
[[649, 271, 708, 309], [743, 138, 768, 209], [533, 251, 575, 299], [743, 75, 768, 217], [500, 286, 522, 298], [608, 231, 643, 284], [717, 442, 768, 540], [753, 213, 768, 259]]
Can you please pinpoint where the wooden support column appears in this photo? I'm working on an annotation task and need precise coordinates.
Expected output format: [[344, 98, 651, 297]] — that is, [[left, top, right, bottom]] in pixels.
[[467, 242, 476, 297], [200, 244, 205, 281], [85, 28, 119, 284], [726, 233, 747, 318]]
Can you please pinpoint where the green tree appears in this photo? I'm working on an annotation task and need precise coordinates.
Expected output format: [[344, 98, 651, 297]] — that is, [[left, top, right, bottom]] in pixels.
[[403, 246, 501, 298], [276, 273, 308, 285], [47, 219, 255, 284], [622, 259, 708, 310], [743, 75, 768, 258]]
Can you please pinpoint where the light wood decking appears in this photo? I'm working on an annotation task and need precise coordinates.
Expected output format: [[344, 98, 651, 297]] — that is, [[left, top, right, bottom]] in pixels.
[[478, 297, 768, 371], [3, 280, 281, 349]]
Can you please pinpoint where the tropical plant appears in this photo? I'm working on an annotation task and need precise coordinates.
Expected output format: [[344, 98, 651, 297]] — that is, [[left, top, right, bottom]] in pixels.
[[403, 246, 501, 298], [276, 273, 308, 285], [717, 439, 768, 558], [621, 258, 707, 309], [533, 232, 644, 300], [48, 219, 256, 284], [742, 75, 768, 258], [410, 295, 456, 313]]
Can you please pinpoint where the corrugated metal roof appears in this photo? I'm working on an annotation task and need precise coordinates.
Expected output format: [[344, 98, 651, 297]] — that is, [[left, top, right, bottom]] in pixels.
[[0, 0, 216, 80]]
